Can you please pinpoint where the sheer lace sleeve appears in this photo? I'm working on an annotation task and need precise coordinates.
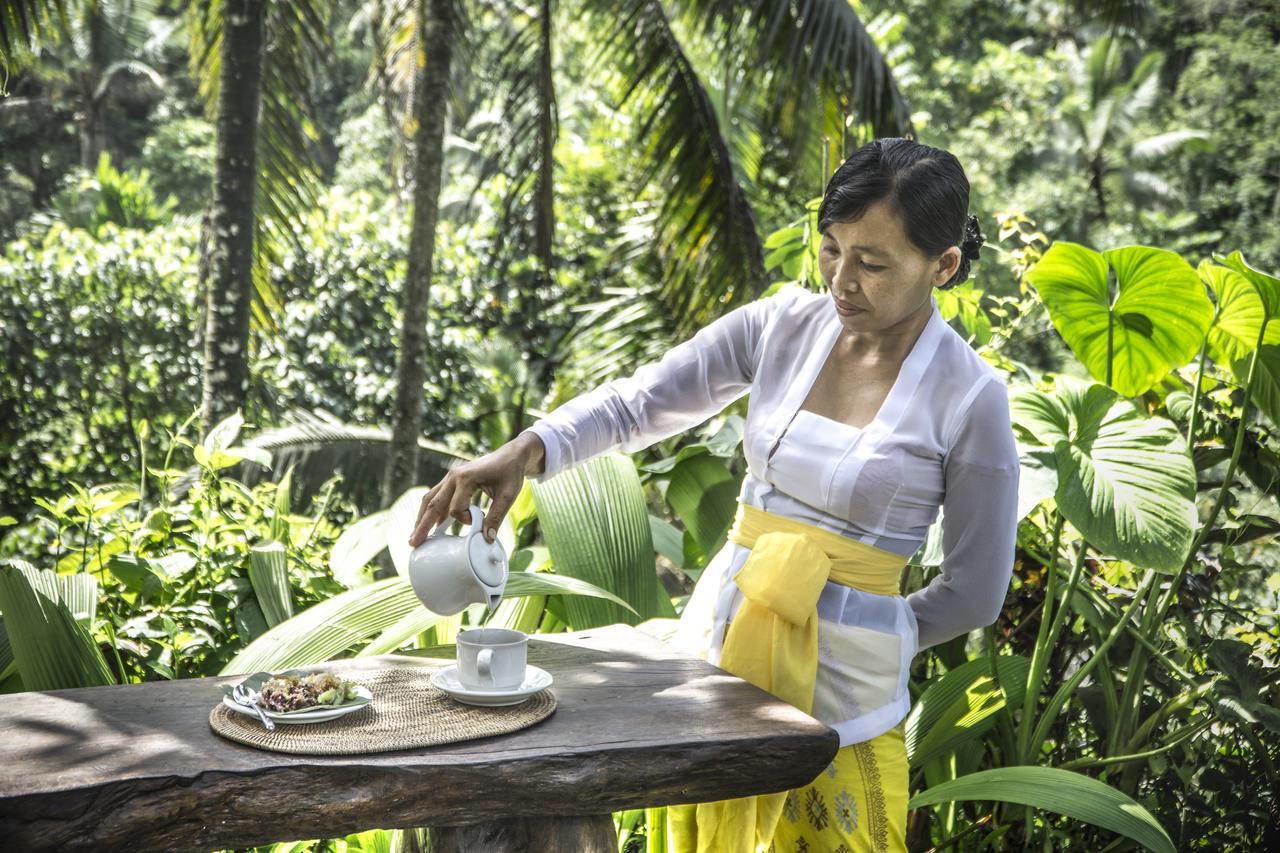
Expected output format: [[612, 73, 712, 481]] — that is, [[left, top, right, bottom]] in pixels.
[[520, 288, 797, 482], [906, 375, 1021, 650]]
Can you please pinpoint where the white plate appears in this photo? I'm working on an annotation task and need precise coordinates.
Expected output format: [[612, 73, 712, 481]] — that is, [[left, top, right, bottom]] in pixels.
[[430, 664, 553, 707], [223, 685, 374, 724]]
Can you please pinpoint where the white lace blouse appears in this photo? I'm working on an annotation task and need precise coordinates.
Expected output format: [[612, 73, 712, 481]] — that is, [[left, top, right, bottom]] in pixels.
[[519, 285, 1021, 745]]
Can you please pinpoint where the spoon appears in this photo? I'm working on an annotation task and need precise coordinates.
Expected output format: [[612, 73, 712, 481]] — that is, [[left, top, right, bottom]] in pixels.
[[232, 684, 276, 731]]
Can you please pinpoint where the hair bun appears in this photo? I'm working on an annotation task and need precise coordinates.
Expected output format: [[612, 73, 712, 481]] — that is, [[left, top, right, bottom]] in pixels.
[[960, 214, 985, 262]]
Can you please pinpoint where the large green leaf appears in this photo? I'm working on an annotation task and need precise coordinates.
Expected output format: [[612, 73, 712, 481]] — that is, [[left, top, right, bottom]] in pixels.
[[905, 655, 1030, 768], [531, 453, 673, 628], [1234, 345, 1280, 430], [221, 573, 638, 673], [649, 515, 686, 570], [220, 576, 420, 674], [248, 540, 293, 627], [355, 607, 453, 658], [505, 570, 640, 615], [328, 509, 387, 588], [1202, 253, 1280, 427], [1026, 242, 1212, 396], [909, 766, 1175, 853], [1207, 638, 1280, 735], [0, 562, 114, 690], [1010, 376, 1197, 571], [1216, 250, 1280, 320], [662, 448, 741, 562], [1199, 261, 1279, 367]]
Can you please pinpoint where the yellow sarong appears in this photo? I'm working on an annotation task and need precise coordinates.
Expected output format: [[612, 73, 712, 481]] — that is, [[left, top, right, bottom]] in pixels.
[[667, 501, 909, 853]]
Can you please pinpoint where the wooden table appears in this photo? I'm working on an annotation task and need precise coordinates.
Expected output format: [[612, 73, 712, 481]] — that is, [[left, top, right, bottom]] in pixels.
[[0, 623, 839, 852]]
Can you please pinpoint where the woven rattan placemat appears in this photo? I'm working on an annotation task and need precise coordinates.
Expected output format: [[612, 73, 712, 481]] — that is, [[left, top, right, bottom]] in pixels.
[[208, 665, 556, 755]]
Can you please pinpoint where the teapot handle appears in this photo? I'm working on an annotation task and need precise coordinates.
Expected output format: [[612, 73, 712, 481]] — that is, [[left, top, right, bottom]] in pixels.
[[468, 503, 485, 535]]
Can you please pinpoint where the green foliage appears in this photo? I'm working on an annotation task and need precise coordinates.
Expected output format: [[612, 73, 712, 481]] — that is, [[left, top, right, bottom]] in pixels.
[[51, 153, 177, 236], [136, 114, 217, 213], [0, 558, 114, 690], [0, 218, 201, 520], [908, 766, 1176, 853], [1026, 242, 1213, 395], [2, 411, 352, 684], [255, 189, 480, 443], [4, 2, 1280, 850]]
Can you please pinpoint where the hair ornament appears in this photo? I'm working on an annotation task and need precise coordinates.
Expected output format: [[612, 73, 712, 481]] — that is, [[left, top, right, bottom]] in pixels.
[[960, 215, 985, 262]]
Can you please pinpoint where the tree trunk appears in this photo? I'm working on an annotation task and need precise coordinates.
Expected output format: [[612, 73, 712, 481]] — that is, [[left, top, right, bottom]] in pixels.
[[1089, 153, 1109, 226], [512, 0, 558, 441], [381, 0, 455, 507], [198, 0, 265, 440], [79, 3, 109, 169]]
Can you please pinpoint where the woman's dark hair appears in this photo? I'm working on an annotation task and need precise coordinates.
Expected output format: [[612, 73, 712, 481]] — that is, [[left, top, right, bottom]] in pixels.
[[817, 137, 985, 288]]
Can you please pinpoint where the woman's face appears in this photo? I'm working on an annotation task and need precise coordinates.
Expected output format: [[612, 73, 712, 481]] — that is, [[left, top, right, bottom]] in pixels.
[[818, 197, 961, 330]]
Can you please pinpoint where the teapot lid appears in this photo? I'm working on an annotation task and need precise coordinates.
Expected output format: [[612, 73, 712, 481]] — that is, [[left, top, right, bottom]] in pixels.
[[467, 530, 507, 587]]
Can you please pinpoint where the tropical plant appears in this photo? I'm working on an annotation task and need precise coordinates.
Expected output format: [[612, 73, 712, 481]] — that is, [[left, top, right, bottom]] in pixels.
[[894, 244, 1280, 849], [50, 151, 177, 235], [0, 0, 169, 166], [0, 0, 68, 74], [1050, 34, 1212, 227]]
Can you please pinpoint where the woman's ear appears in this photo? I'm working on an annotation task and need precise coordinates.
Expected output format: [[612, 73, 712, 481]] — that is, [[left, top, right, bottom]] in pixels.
[[933, 246, 961, 286]]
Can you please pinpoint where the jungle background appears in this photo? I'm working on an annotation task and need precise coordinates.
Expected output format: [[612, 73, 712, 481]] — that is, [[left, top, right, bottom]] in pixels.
[[1, 0, 1277, 850]]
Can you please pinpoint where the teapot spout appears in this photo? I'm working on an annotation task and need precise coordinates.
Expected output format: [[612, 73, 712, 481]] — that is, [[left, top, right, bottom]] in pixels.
[[486, 591, 504, 611]]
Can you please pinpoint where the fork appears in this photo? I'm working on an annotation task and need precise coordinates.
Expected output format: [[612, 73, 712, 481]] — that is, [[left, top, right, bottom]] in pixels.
[[232, 684, 276, 731]]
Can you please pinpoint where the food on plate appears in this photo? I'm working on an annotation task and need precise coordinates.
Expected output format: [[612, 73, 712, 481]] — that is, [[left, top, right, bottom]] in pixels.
[[257, 671, 361, 712]]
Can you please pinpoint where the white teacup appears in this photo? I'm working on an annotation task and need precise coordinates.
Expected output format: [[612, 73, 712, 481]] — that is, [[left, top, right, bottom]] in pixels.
[[456, 628, 528, 691]]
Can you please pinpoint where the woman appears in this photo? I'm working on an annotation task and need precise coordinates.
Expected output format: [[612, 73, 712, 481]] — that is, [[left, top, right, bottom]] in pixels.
[[408, 137, 1021, 852]]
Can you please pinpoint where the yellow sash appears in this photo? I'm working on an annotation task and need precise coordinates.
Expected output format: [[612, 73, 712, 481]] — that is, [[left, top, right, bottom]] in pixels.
[[668, 500, 909, 852]]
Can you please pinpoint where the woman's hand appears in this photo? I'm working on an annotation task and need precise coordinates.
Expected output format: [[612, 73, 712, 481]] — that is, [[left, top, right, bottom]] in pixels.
[[407, 431, 547, 547]]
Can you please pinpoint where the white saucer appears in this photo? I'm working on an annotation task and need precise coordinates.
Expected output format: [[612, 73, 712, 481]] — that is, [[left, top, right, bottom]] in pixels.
[[430, 664, 553, 707], [222, 686, 374, 724]]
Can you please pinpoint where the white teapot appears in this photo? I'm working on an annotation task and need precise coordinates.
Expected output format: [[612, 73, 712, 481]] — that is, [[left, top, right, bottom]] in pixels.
[[407, 503, 509, 615]]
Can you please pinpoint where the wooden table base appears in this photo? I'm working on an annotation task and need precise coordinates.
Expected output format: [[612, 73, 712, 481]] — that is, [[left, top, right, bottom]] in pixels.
[[418, 815, 616, 852]]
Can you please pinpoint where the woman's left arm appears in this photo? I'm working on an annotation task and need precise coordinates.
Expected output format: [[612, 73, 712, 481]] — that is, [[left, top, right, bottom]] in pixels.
[[905, 376, 1022, 651]]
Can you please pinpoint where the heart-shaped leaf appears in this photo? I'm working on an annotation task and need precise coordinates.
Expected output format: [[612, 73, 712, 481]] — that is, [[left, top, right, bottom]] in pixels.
[[1010, 376, 1197, 571], [1027, 242, 1212, 396]]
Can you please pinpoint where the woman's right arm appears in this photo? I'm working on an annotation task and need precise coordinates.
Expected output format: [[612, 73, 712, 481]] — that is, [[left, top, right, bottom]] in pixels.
[[409, 287, 798, 547], [519, 287, 799, 483]]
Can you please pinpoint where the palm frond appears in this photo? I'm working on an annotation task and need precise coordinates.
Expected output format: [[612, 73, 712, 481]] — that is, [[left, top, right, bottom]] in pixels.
[[435, 0, 560, 308], [1071, 0, 1152, 35], [0, 0, 68, 73], [583, 0, 767, 336], [1128, 129, 1213, 163], [567, 285, 685, 389], [1119, 168, 1175, 204], [168, 409, 473, 515], [680, 1, 913, 139]]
